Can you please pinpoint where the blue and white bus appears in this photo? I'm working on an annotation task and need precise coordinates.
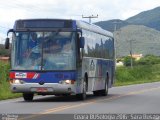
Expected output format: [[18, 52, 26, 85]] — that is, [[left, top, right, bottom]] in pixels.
[[5, 19, 115, 101]]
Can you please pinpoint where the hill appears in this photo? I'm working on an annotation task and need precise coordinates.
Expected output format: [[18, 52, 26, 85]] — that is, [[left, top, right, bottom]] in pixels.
[[95, 19, 129, 32], [95, 6, 160, 32], [115, 25, 160, 57], [94, 7, 160, 57], [126, 7, 160, 31]]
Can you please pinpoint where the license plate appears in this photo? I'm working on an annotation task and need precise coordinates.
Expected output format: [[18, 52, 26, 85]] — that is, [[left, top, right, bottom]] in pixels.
[[36, 87, 48, 92]]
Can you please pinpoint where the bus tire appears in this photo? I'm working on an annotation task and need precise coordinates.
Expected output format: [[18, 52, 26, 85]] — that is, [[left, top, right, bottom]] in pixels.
[[23, 93, 34, 101], [93, 91, 100, 96], [76, 79, 87, 100], [101, 76, 109, 96]]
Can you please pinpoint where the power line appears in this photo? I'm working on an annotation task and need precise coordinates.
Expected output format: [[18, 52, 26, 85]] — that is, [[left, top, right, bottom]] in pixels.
[[82, 14, 98, 23]]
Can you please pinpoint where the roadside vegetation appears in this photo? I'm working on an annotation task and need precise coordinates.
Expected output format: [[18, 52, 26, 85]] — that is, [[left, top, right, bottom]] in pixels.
[[115, 64, 160, 86], [0, 62, 21, 100], [0, 55, 160, 100], [115, 55, 160, 86]]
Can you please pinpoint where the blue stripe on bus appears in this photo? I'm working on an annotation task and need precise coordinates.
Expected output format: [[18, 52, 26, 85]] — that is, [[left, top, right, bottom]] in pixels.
[[22, 71, 77, 83]]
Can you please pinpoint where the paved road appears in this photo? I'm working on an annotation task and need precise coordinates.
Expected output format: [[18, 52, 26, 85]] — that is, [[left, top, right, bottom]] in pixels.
[[0, 82, 160, 119]]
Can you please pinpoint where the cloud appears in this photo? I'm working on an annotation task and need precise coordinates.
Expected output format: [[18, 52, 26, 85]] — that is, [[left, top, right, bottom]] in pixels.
[[1, 0, 159, 23], [0, 0, 159, 43]]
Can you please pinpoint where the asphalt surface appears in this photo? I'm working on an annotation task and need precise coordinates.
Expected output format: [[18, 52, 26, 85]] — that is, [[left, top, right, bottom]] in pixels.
[[0, 82, 160, 119]]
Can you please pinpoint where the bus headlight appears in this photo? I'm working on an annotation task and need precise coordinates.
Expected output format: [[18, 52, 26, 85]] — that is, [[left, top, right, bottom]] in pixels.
[[15, 79, 20, 84], [10, 79, 25, 84], [59, 80, 75, 84], [65, 80, 71, 84]]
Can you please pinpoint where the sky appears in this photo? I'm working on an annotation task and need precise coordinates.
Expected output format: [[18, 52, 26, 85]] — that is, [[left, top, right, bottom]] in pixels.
[[0, 0, 160, 43]]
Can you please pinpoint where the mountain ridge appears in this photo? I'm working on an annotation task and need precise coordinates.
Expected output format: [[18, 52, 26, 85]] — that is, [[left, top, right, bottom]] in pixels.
[[126, 7, 160, 31], [95, 6, 160, 32]]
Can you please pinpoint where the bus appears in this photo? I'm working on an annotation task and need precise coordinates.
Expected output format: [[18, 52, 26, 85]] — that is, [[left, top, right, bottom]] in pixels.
[[5, 19, 115, 101]]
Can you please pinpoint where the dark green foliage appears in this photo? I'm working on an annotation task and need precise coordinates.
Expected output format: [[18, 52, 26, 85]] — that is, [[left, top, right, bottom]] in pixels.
[[0, 44, 10, 56], [137, 55, 160, 65], [0, 62, 21, 100], [0, 62, 10, 82], [123, 56, 136, 67], [122, 55, 160, 66]]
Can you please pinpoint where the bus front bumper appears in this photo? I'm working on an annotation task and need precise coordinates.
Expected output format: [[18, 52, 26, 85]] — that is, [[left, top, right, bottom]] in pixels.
[[10, 83, 76, 95]]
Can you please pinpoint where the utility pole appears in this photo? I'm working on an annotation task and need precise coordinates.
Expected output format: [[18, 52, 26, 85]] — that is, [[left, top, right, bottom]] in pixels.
[[129, 39, 135, 68], [82, 14, 98, 23], [130, 40, 133, 68], [113, 21, 117, 32]]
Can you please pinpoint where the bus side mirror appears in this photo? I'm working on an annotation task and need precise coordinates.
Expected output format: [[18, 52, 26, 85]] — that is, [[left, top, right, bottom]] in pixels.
[[5, 29, 14, 49], [5, 38, 10, 49], [80, 37, 85, 48]]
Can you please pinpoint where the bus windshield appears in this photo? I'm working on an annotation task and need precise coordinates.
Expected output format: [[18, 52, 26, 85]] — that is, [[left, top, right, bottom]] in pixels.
[[11, 31, 76, 70]]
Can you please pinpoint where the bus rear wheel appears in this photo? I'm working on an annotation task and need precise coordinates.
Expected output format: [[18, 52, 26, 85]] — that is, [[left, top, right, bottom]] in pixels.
[[101, 76, 109, 96], [23, 93, 34, 101]]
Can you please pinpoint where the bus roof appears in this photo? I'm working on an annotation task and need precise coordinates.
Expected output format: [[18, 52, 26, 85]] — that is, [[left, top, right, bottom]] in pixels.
[[13, 19, 113, 37], [76, 20, 113, 38]]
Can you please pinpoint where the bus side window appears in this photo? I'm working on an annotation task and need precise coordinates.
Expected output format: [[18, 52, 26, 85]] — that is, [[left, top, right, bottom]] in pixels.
[[77, 33, 80, 56], [77, 33, 83, 61]]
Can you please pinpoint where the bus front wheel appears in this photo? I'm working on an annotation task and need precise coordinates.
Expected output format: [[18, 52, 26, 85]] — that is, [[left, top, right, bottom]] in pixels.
[[76, 80, 87, 100], [23, 93, 34, 101]]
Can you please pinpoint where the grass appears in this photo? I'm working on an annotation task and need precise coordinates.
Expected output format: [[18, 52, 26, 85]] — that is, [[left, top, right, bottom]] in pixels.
[[115, 64, 160, 86], [1, 62, 160, 100], [0, 62, 21, 100]]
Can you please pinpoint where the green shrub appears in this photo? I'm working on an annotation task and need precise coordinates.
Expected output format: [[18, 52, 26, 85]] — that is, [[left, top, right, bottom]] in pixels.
[[0, 62, 21, 100], [115, 64, 160, 86], [136, 55, 160, 65], [123, 56, 136, 67]]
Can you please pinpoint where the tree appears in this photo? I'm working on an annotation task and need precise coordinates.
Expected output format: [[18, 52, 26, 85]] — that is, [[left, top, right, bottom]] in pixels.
[[136, 55, 160, 65], [123, 56, 135, 67]]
